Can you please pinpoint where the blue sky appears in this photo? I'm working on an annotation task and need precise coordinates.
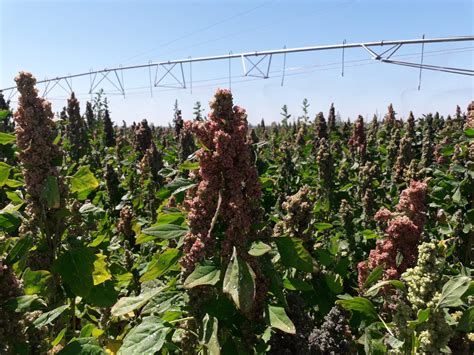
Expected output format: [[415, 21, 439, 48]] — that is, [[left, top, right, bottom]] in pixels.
[[1, 0, 473, 125]]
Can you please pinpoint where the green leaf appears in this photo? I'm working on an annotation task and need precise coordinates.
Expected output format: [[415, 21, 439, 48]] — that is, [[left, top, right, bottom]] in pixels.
[[32, 304, 69, 328], [154, 211, 185, 226], [440, 145, 454, 156], [314, 222, 333, 231], [0, 109, 10, 120], [465, 128, 474, 138], [325, 272, 344, 293], [178, 161, 199, 171], [5, 236, 32, 265], [85, 280, 119, 308], [184, 264, 221, 289], [275, 237, 314, 272], [339, 183, 354, 192], [118, 316, 169, 355], [111, 287, 165, 317], [51, 327, 67, 347], [6, 191, 23, 203], [141, 291, 182, 316], [201, 314, 220, 355], [23, 268, 52, 297], [452, 186, 462, 204], [0, 132, 15, 145], [248, 241, 271, 256], [222, 247, 256, 314], [5, 179, 23, 188], [408, 308, 430, 328], [139, 248, 181, 282], [363, 265, 384, 288], [70, 166, 99, 200], [40, 175, 61, 209], [93, 253, 111, 286], [282, 278, 313, 291], [54, 247, 95, 298], [267, 305, 296, 334], [3, 295, 46, 312], [365, 280, 406, 297], [58, 337, 105, 355], [361, 229, 380, 240], [336, 296, 377, 318], [456, 307, 474, 332], [315, 249, 332, 266], [0, 162, 11, 186], [138, 224, 188, 244], [0, 210, 21, 233], [436, 276, 471, 309]]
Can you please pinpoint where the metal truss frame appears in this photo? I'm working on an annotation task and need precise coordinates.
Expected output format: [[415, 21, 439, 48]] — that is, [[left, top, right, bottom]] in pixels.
[[1, 35, 473, 99]]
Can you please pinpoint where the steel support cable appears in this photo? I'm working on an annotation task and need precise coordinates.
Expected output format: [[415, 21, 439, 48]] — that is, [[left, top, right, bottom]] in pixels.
[[116, 0, 353, 67], [418, 34, 425, 90], [115, 1, 273, 66], [381, 60, 474, 76]]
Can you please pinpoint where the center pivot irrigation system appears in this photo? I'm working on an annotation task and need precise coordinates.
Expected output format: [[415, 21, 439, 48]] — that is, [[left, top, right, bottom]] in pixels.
[[1, 35, 473, 102]]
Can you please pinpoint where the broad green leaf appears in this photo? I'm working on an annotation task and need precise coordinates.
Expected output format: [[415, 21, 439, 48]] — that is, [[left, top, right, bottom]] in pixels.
[[3, 294, 46, 312], [452, 186, 462, 204], [40, 175, 60, 209], [336, 296, 377, 318], [58, 337, 105, 355], [363, 265, 384, 288], [325, 272, 344, 293], [178, 161, 199, 171], [80, 323, 96, 337], [138, 224, 188, 244], [282, 278, 313, 291], [315, 249, 332, 266], [154, 211, 185, 226], [5, 236, 32, 265], [184, 265, 221, 289], [6, 191, 23, 203], [0, 210, 22, 234], [118, 316, 169, 355], [0, 109, 10, 120], [361, 229, 380, 240], [365, 280, 406, 297], [223, 247, 256, 314], [0, 132, 15, 145], [79, 202, 105, 216], [248, 241, 271, 256], [456, 307, 474, 332], [93, 253, 111, 285], [140, 248, 181, 282], [201, 314, 220, 355], [70, 166, 99, 200], [436, 276, 471, 309], [267, 305, 296, 334], [51, 327, 67, 347], [314, 223, 333, 231], [141, 291, 182, 316], [32, 304, 69, 328], [111, 287, 165, 317], [5, 179, 23, 188], [23, 268, 52, 297], [275, 237, 314, 272], [0, 162, 11, 186], [465, 128, 474, 138], [408, 309, 430, 328], [54, 247, 95, 298], [85, 280, 119, 308]]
